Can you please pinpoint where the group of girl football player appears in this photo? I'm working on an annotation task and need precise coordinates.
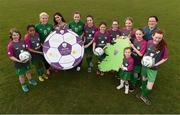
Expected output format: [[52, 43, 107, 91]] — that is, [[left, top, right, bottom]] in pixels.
[[7, 11, 168, 105]]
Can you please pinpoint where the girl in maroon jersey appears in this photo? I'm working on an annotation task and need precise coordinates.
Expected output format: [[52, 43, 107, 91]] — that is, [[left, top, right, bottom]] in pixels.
[[121, 17, 137, 43], [93, 22, 111, 76], [83, 15, 98, 72], [116, 47, 134, 94], [136, 30, 168, 105], [7, 28, 37, 93], [108, 20, 121, 42], [129, 29, 147, 91]]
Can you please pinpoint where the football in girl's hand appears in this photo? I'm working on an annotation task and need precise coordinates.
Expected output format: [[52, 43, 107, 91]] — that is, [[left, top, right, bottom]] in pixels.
[[19, 51, 31, 62], [94, 47, 104, 56]]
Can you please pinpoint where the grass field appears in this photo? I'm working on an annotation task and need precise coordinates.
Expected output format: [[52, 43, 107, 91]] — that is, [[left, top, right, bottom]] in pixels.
[[0, 0, 180, 113]]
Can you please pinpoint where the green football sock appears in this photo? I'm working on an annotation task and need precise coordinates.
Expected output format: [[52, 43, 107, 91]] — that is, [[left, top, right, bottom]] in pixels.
[[34, 62, 44, 76], [131, 76, 138, 86], [86, 56, 93, 67], [142, 86, 152, 96], [140, 80, 147, 90], [37, 68, 44, 76]]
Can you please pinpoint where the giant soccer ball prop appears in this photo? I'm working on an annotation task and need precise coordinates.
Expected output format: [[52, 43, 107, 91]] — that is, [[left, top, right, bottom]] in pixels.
[[141, 56, 155, 67], [43, 29, 84, 70]]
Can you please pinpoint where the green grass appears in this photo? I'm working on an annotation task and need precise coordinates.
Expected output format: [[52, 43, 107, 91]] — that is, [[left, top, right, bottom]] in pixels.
[[0, 0, 180, 113]]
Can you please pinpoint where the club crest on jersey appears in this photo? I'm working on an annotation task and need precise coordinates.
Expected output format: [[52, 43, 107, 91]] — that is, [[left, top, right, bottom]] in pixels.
[[148, 48, 151, 51], [60, 30, 64, 34], [156, 50, 160, 54], [44, 30, 47, 35], [75, 28, 78, 32], [71, 25, 74, 28], [47, 28, 51, 31], [150, 53, 154, 57]]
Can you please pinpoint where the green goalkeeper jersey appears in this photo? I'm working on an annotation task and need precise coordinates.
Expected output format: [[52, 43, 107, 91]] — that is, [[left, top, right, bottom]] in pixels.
[[68, 20, 84, 36], [35, 23, 53, 43]]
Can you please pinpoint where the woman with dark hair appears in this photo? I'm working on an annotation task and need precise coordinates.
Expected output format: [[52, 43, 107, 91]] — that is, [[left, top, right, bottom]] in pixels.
[[53, 12, 68, 31]]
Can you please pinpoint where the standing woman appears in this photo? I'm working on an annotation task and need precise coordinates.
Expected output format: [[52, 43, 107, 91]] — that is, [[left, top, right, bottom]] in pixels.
[[143, 16, 159, 41], [136, 30, 168, 105], [83, 15, 98, 72], [68, 11, 85, 71], [53, 12, 68, 31], [108, 20, 121, 43], [121, 17, 137, 43], [93, 22, 111, 76], [35, 12, 53, 76]]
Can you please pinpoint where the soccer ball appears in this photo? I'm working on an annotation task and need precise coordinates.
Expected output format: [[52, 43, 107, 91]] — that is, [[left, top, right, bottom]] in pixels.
[[43, 29, 84, 70], [141, 56, 155, 67], [19, 51, 31, 62], [94, 47, 104, 56]]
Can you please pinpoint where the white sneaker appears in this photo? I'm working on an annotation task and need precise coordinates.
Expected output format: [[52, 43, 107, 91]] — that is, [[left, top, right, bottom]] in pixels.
[[76, 66, 81, 71], [116, 84, 124, 90], [116, 79, 124, 90], [125, 84, 129, 94]]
